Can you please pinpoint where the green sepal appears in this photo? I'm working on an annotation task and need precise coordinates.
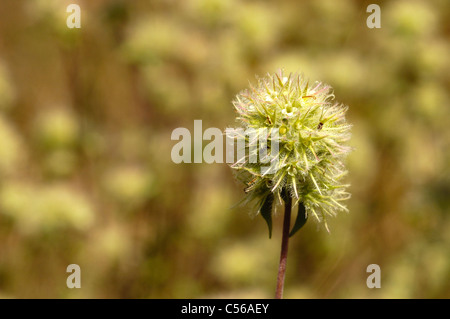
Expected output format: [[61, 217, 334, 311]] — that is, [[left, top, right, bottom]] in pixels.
[[260, 194, 274, 238], [289, 202, 308, 237]]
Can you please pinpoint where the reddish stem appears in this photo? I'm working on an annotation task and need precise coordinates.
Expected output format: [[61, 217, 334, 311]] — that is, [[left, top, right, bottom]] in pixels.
[[275, 195, 292, 299]]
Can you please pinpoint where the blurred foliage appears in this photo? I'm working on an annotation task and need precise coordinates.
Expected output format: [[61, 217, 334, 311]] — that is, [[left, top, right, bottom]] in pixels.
[[0, 0, 449, 298]]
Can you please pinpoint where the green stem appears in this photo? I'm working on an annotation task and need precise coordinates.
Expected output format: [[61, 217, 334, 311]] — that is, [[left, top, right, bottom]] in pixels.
[[275, 195, 292, 299]]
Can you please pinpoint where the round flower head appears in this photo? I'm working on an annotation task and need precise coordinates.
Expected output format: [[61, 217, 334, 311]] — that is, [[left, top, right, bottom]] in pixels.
[[227, 70, 352, 233]]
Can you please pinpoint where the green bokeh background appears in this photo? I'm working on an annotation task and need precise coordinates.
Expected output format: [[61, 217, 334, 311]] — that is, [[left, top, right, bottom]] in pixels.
[[0, 0, 449, 298]]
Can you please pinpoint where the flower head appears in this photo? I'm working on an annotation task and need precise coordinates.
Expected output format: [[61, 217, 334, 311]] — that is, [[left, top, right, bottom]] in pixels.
[[227, 70, 352, 233]]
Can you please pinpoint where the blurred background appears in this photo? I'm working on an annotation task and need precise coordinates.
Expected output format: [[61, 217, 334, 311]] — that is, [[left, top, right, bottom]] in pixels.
[[0, 0, 449, 298]]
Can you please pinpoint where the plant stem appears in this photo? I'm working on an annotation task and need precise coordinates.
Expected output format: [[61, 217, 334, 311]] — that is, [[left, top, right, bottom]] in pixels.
[[275, 195, 292, 299]]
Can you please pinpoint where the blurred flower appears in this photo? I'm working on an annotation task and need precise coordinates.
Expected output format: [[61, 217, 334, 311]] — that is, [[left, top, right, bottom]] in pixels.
[[227, 71, 352, 230], [0, 182, 94, 234], [34, 108, 80, 150], [122, 16, 184, 64], [386, 0, 436, 38], [94, 224, 131, 261], [141, 65, 191, 114], [103, 165, 156, 208], [185, 0, 234, 27], [188, 183, 233, 239], [234, 3, 278, 54], [26, 0, 83, 46], [319, 52, 366, 93], [210, 238, 278, 286]]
